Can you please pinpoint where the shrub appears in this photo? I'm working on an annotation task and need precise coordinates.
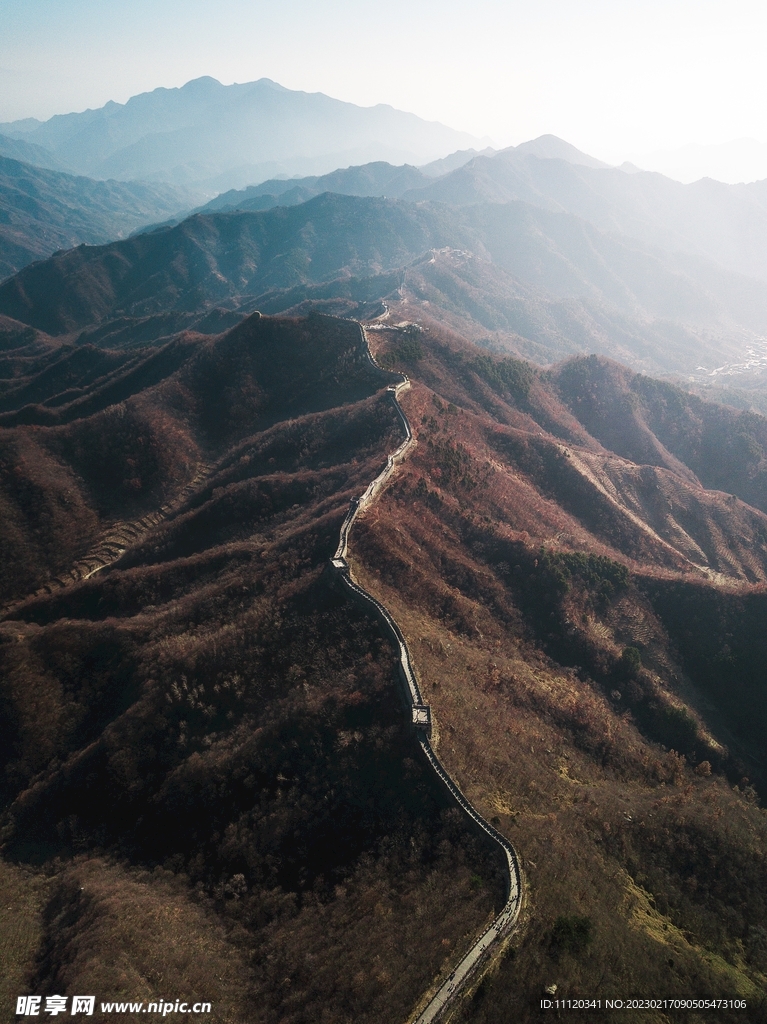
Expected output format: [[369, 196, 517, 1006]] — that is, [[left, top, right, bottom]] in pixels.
[[380, 332, 424, 366], [550, 915, 593, 958], [470, 355, 535, 403], [534, 550, 630, 609], [618, 646, 642, 678]]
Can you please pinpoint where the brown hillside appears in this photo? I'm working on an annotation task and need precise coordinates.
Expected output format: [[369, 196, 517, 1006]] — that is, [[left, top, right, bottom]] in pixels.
[[1, 313, 766, 1022], [349, 321, 767, 1020], [0, 314, 509, 1024], [0, 313, 406, 605], [549, 355, 767, 514]]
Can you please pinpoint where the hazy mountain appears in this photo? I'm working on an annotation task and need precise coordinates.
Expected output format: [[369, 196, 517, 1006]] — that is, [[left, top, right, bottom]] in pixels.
[[419, 146, 497, 177], [195, 140, 605, 215], [0, 196, 471, 334], [3, 73, 767, 1019], [0, 156, 199, 280], [391, 249, 748, 375], [200, 161, 432, 214], [0, 117, 42, 136], [511, 133, 610, 168], [3, 194, 766, 379], [636, 137, 767, 185], [0, 132, 68, 172], [0, 77, 487, 192], [404, 146, 767, 281]]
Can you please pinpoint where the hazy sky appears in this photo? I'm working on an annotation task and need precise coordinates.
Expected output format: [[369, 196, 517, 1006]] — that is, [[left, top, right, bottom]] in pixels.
[[2, 0, 767, 170]]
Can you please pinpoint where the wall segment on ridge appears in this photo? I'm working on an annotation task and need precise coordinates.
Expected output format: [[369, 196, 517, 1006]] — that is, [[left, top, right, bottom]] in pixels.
[[329, 321, 523, 1024]]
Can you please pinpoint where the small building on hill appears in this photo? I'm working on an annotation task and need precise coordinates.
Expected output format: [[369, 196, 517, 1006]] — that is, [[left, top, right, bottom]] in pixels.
[[412, 704, 432, 736]]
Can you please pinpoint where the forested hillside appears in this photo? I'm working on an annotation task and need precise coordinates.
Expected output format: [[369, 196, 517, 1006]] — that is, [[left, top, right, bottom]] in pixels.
[[1, 313, 765, 1021]]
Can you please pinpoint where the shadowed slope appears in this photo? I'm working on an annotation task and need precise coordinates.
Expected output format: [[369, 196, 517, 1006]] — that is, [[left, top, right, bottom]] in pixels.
[[0, 197, 466, 335], [0, 313, 398, 605], [199, 160, 432, 212], [549, 355, 767, 515], [2, 310, 767, 1021], [0, 314, 507, 1024], [3, 196, 767, 385], [0, 156, 197, 279]]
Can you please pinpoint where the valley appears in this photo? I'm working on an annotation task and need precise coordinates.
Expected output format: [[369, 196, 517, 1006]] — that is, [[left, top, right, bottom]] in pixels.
[[0, 157, 200, 280]]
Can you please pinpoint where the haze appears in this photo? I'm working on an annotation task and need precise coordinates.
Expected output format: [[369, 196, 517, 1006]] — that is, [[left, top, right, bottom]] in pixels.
[[2, 0, 767, 181]]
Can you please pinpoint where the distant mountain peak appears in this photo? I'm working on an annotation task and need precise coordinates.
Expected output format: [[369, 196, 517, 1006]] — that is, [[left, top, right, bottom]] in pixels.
[[182, 75, 223, 88], [0, 78, 484, 191], [509, 134, 610, 169]]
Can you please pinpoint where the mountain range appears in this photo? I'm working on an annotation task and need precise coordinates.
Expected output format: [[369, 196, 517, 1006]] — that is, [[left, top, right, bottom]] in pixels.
[[198, 143, 767, 284], [1, 310, 766, 1020], [3, 77, 767, 1022], [2, 70, 767, 341], [4, 72, 765, 1024], [0, 132, 70, 172], [0, 156, 199, 280], [3, 193, 765, 390], [195, 137, 606, 215], [402, 148, 767, 282], [637, 137, 767, 185], [0, 77, 487, 191]]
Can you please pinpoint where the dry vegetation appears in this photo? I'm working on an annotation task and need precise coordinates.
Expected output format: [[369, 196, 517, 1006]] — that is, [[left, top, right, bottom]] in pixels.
[[32, 859, 250, 1024], [2, 312, 767, 1023], [348, 322, 767, 1021], [0, 314, 507, 1024], [0, 860, 48, 1014]]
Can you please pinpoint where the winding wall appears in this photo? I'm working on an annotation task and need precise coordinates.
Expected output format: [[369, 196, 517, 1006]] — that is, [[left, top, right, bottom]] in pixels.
[[330, 323, 523, 1024]]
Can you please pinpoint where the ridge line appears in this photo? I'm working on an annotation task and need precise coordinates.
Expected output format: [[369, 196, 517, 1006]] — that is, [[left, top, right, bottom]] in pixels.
[[329, 321, 524, 1024]]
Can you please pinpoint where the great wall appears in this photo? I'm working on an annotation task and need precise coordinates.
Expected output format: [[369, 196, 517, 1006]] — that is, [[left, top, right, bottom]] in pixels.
[[330, 322, 524, 1024], [1, 312, 525, 1021]]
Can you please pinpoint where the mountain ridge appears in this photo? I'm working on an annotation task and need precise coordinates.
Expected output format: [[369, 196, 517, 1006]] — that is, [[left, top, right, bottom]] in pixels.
[[1, 313, 766, 1019], [0, 155, 200, 280], [402, 149, 767, 281], [3, 195, 766, 385], [0, 77, 488, 191]]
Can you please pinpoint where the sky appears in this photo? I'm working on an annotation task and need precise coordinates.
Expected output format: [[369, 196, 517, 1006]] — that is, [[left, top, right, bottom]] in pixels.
[[2, 0, 767, 179]]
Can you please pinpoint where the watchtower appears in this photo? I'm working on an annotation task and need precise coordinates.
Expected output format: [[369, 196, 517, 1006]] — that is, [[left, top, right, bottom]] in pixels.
[[411, 704, 432, 737]]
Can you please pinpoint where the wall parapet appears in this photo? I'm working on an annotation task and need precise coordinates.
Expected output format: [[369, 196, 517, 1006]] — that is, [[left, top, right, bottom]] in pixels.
[[328, 322, 523, 1024]]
